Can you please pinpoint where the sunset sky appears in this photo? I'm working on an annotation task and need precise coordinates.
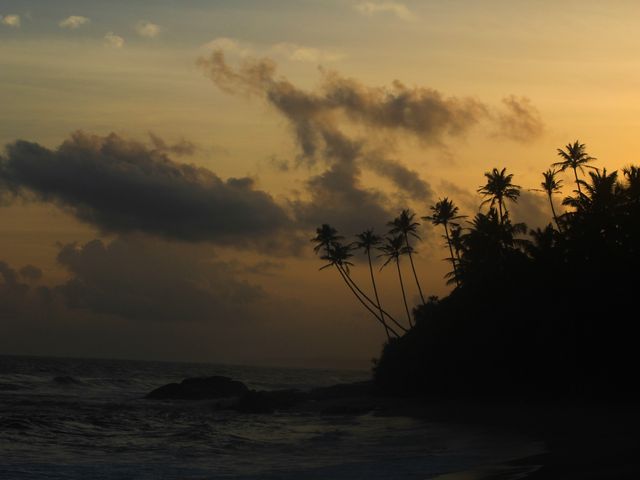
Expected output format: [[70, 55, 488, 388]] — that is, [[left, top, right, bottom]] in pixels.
[[2, 0, 639, 368]]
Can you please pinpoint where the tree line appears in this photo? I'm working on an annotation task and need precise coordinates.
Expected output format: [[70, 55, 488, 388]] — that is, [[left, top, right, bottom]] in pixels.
[[313, 141, 640, 396]]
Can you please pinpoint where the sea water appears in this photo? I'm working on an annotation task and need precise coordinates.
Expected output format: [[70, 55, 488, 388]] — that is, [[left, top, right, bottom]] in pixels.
[[0, 355, 542, 479]]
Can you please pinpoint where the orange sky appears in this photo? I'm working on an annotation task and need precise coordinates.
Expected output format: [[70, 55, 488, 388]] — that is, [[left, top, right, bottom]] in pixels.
[[1, 0, 639, 368]]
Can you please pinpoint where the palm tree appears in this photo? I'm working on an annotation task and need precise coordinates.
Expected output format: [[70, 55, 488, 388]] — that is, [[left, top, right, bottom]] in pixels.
[[477, 168, 521, 223], [312, 224, 343, 254], [318, 240, 400, 339], [553, 140, 596, 194], [563, 168, 619, 214], [378, 235, 413, 327], [354, 231, 384, 323], [423, 198, 465, 286], [535, 169, 564, 230], [354, 229, 407, 335], [388, 210, 425, 304]]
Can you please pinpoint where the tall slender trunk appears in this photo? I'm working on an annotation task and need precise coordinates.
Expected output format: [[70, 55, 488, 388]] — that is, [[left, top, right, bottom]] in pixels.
[[396, 259, 413, 327], [498, 199, 504, 223], [367, 250, 386, 330], [573, 167, 582, 194], [335, 266, 398, 338], [443, 223, 460, 286], [339, 264, 408, 333], [404, 233, 425, 304], [548, 193, 562, 232]]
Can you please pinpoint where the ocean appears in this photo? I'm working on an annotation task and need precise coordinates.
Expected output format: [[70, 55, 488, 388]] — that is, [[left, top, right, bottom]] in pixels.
[[0, 355, 542, 479]]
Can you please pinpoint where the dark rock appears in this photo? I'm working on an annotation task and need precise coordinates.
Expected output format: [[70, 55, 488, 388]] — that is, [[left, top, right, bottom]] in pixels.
[[309, 381, 373, 400], [146, 376, 249, 400], [233, 389, 307, 414]]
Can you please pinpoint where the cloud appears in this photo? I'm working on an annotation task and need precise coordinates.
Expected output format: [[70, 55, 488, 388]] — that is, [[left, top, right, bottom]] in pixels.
[[1, 14, 21, 28], [148, 132, 197, 156], [0, 132, 292, 249], [135, 20, 160, 38], [509, 190, 555, 229], [364, 152, 431, 201], [354, 2, 417, 21], [289, 131, 396, 233], [202, 37, 253, 57], [104, 32, 125, 48], [493, 95, 544, 143], [202, 38, 346, 64], [197, 52, 490, 150], [271, 43, 346, 63], [56, 237, 263, 322], [19, 264, 42, 282], [59, 15, 90, 29]]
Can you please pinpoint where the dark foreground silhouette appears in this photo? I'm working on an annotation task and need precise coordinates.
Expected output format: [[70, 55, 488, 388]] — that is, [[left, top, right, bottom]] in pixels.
[[314, 141, 640, 399], [310, 140, 640, 478]]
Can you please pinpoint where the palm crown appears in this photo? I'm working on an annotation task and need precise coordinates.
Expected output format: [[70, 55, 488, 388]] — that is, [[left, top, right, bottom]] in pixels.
[[423, 197, 464, 227], [477, 167, 521, 222]]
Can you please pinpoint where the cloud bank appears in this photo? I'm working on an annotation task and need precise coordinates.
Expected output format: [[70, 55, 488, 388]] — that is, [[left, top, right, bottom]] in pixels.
[[0, 132, 292, 248]]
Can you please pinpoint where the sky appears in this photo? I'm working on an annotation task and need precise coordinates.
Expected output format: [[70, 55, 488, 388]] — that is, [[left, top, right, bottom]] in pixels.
[[1, 0, 640, 368]]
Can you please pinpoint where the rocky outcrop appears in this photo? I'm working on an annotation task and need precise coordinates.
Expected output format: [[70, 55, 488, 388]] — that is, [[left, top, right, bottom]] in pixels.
[[232, 389, 307, 414], [146, 376, 249, 400]]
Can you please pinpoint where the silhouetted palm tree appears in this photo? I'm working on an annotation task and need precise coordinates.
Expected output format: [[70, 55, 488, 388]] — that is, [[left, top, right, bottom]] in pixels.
[[354, 229, 408, 337], [553, 140, 596, 194], [535, 169, 564, 230], [312, 224, 343, 254], [318, 240, 400, 339], [623, 165, 640, 203], [423, 198, 465, 286], [388, 210, 425, 304], [477, 168, 521, 223], [379, 235, 413, 327], [563, 168, 619, 214]]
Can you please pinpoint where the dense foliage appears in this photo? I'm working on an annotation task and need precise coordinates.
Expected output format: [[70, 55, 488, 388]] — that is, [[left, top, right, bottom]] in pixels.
[[314, 141, 640, 397]]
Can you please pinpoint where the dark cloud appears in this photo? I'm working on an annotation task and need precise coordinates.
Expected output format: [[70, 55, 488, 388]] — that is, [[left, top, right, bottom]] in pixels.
[[148, 132, 198, 156], [0, 261, 52, 318], [0, 132, 292, 249], [19, 264, 42, 282], [55, 237, 263, 323], [493, 96, 544, 143], [283, 129, 394, 233], [509, 190, 554, 230], [364, 152, 431, 201], [197, 51, 543, 150]]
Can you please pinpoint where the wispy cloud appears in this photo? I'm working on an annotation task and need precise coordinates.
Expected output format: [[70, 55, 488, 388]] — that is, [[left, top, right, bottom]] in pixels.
[[202, 37, 345, 63], [1, 14, 21, 28], [271, 43, 346, 63], [104, 32, 125, 48], [135, 20, 160, 38], [59, 15, 90, 29], [202, 37, 252, 57], [354, 2, 417, 21]]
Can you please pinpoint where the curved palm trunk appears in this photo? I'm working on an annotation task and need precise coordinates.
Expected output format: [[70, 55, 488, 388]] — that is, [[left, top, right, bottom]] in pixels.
[[335, 266, 398, 338], [404, 234, 425, 304], [548, 193, 562, 231], [395, 259, 413, 327], [572, 167, 582, 194], [339, 264, 408, 333], [443, 223, 460, 286], [367, 249, 386, 329]]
